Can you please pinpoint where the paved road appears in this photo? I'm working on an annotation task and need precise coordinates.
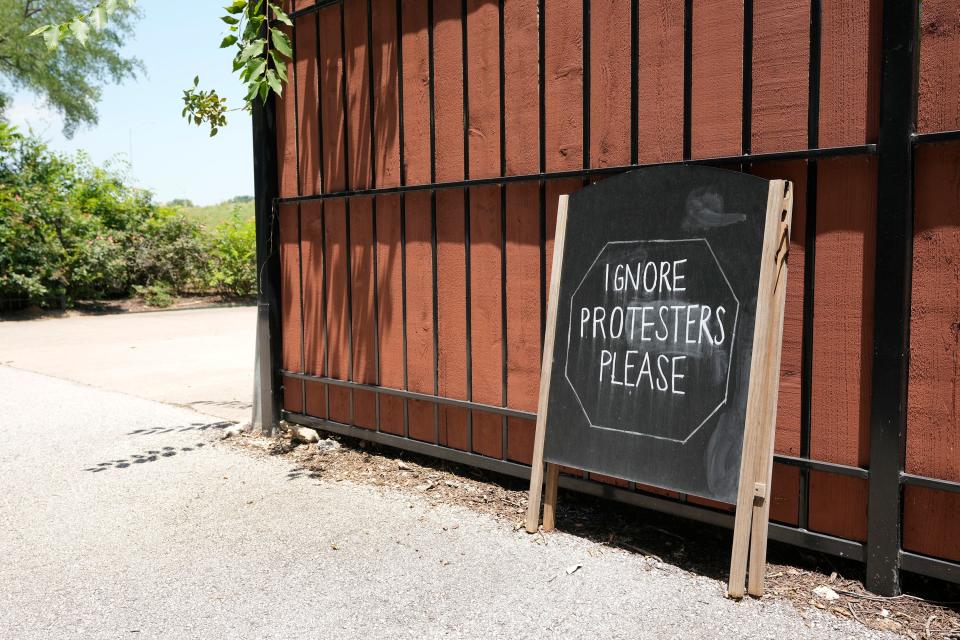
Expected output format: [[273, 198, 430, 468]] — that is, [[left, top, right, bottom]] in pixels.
[[0, 366, 896, 639], [0, 306, 255, 423]]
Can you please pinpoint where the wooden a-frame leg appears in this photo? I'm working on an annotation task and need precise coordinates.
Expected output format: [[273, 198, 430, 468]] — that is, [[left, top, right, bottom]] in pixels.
[[728, 180, 793, 599], [524, 196, 570, 534], [525, 460, 546, 533], [543, 463, 560, 531]]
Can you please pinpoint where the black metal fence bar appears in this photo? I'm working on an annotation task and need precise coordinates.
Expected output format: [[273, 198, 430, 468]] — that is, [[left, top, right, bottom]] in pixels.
[[274, 143, 877, 205], [912, 130, 960, 144], [900, 473, 960, 494], [866, 0, 919, 597], [256, 0, 960, 594], [900, 551, 960, 584], [278, 369, 908, 486], [282, 409, 867, 563]]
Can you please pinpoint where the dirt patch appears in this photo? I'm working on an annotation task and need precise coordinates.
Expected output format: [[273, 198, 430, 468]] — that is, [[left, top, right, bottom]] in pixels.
[[227, 430, 960, 639]]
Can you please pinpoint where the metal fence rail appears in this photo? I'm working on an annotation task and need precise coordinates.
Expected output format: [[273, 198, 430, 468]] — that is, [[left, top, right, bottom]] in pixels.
[[253, 0, 960, 595]]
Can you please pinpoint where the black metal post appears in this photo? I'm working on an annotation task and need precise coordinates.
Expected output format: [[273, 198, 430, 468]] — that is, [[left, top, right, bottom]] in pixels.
[[866, 0, 919, 596], [252, 94, 282, 435]]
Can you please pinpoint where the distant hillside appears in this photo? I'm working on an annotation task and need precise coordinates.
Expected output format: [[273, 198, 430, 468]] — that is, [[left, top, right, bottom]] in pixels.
[[170, 196, 254, 228]]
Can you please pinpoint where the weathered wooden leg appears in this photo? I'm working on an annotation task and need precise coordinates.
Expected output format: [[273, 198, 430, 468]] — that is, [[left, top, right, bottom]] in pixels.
[[543, 463, 560, 531]]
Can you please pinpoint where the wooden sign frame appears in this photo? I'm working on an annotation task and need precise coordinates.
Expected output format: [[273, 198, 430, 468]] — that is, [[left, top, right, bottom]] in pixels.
[[525, 180, 794, 599]]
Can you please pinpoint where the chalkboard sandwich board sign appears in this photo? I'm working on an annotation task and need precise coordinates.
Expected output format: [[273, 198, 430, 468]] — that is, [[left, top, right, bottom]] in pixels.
[[524, 165, 793, 599]]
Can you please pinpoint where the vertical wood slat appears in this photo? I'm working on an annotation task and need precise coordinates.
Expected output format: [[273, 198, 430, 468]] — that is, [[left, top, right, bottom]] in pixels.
[[589, 0, 631, 168], [750, 2, 809, 153], [436, 189, 470, 449], [301, 201, 328, 418], [904, 143, 960, 562], [818, 0, 882, 146], [466, 0, 502, 179], [319, 5, 346, 192], [295, 15, 321, 195], [404, 190, 436, 441], [808, 156, 878, 542], [376, 194, 406, 435], [917, 0, 960, 134], [637, 0, 683, 164], [544, 0, 583, 172], [470, 185, 505, 458], [690, 0, 743, 158], [401, 0, 432, 185], [503, 0, 540, 175], [371, 0, 401, 188]]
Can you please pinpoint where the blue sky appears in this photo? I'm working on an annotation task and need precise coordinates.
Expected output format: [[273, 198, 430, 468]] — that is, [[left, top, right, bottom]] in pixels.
[[7, 1, 253, 206]]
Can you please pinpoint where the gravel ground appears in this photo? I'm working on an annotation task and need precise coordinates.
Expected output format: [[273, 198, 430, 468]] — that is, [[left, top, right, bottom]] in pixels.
[[0, 366, 900, 639]]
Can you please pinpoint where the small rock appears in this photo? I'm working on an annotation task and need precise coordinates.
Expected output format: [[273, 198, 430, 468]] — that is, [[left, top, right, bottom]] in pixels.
[[813, 585, 840, 601], [221, 424, 246, 439], [316, 438, 341, 453], [566, 564, 582, 575], [291, 426, 320, 444], [398, 461, 412, 471]]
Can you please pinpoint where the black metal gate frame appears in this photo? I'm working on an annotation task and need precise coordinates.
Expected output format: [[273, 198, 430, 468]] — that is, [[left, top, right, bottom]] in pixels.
[[252, 0, 960, 594]]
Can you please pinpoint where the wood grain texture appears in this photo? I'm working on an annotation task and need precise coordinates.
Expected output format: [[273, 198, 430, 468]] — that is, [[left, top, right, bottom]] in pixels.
[[728, 180, 791, 598], [470, 185, 504, 458], [590, 0, 631, 167], [344, 0, 374, 190], [376, 194, 405, 435], [295, 16, 320, 195], [544, 0, 583, 171], [811, 157, 876, 467], [401, 0, 432, 185], [319, 6, 346, 192], [283, 376, 303, 413], [279, 204, 302, 374], [638, 0, 684, 164], [301, 201, 326, 377], [525, 195, 569, 533], [691, 0, 743, 158], [807, 156, 876, 542], [467, 0, 502, 179], [818, 0, 881, 146], [506, 182, 541, 463], [808, 472, 868, 542], [304, 379, 327, 419], [324, 199, 352, 423], [436, 189, 469, 450], [276, 33, 298, 198], [350, 197, 377, 429], [751, 1, 809, 153], [504, 0, 540, 175], [903, 487, 960, 562], [404, 190, 436, 441], [433, 1, 465, 182], [752, 162, 807, 457], [909, 144, 960, 483], [371, 0, 401, 187], [918, 0, 960, 134]]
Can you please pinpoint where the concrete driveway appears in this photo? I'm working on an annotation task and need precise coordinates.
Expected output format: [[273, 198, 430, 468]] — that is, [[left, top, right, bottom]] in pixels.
[[0, 307, 899, 638], [0, 305, 255, 423], [0, 367, 897, 640]]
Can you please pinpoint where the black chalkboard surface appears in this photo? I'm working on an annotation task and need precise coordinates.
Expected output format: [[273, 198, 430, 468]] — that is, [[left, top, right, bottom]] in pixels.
[[542, 166, 775, 504]]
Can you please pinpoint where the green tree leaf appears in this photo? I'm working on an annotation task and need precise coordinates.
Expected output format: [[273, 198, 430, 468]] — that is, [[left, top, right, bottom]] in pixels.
[[270, 28, 291, 58]]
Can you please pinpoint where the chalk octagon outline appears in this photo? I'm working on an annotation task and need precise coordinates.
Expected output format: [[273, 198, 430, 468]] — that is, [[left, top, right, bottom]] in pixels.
[[563, 238, 741, 444]]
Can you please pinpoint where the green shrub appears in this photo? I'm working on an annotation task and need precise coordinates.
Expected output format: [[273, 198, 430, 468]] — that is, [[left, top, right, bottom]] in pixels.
[[208, 213, 256, 297], [131, 208, 210, 293], [0, 124, 257, 308], [133, 284, 174, 308]]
